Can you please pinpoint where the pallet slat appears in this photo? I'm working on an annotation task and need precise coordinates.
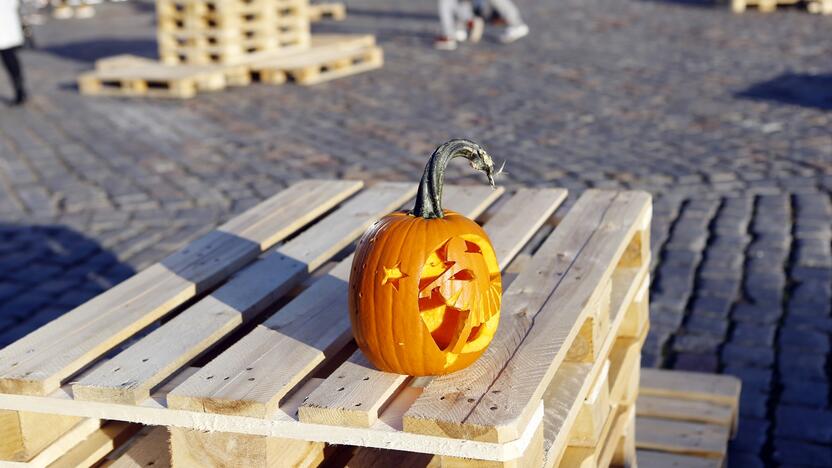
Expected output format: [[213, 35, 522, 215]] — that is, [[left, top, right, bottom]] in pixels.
[[404, 190, 651, 443], [298, 189, 568, 428], [102, 427, 171, 468], [0, 179, 361, 397], [636, 416, 731, 458], [72, 182, 416, 405], [166, 185, 505, 418]]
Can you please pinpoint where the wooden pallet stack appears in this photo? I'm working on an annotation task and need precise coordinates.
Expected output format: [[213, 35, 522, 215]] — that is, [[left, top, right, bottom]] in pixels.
[[156, 0, 310, 65], [0, 180, 741, 467], [78, 0, 381, 98]]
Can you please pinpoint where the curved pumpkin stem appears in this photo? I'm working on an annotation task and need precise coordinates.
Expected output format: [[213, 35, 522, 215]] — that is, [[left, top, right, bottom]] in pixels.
[[411, 139, 497, 219]]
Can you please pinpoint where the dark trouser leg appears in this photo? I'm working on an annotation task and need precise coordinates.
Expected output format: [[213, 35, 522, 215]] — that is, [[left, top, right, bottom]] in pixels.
[[0, 48, 26, 101]]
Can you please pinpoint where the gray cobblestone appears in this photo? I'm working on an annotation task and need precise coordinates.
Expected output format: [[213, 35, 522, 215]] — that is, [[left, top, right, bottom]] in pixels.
[[0, 0, 828, 464]]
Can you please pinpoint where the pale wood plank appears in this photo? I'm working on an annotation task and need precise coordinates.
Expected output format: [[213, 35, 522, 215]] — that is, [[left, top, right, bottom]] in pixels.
[[103, 427, 171, 468], [0, 411, 82, 462], [569, 360, 610, 447], [640, 368, 741, 434], [636, 395, 734, 428], [0, 377, 536, 462], [404, 190, 652, 443], [0, 418, 100, 467], [0, 180, 362, 396], [637, 450, 722, 468], [639, 369, 741, 407], [540, 267, 647, 467], [72, 183, 415, 404], [635, 417, 730, 458], [169, 427, 324, 468], [50, 422, 140, 468], [298, 189, 567, 428], [166, 185, 505, 418]]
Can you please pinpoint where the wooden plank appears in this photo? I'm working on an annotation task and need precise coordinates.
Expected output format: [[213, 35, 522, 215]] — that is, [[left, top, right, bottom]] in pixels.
[[636, 395, 734, 428], [640, 369, 741, 407], [640, 368, 741, 434], [635, 417, 730, 458], [0, 370, 542, 461], [298, 189, 568, 428], [404, 190, 652, 443], [0, 412, 82, 462], [102, 427, 171, 468], [166, 185, 506, 418], [72, 183, 415, 405], [0, 418, 101, 467], [540, 267, 647, 467], [0, 180, 362, 396], [637, 449, 722, 468], [568, 360, 610, 447], [169, 427, 324, 468], [50, 422, 140, 468]]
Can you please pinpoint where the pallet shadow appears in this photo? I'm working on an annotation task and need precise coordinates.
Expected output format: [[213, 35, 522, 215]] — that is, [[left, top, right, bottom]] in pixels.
[[42, 38, 157, 63], [0, 224, 135, 348], [736, 72, 832, 110]]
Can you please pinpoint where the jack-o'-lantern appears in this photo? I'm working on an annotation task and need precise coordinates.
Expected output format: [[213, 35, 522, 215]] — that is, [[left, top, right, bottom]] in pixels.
[[349, 139, 502, 376]]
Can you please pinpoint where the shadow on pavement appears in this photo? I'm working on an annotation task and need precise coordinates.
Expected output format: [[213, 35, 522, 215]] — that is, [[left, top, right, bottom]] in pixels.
[[638, 0, 718, 7], [42, 38, 157, 63], [0, 224, 135, 348], [345, 7, 436, 21], [737, 73, 832, 110]]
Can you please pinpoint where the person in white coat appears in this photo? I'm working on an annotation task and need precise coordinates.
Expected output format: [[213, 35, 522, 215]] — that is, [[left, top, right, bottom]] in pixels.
[[1, 0, 27, 105]]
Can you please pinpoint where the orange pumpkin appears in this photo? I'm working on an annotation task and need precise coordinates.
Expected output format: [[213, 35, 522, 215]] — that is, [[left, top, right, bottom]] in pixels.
[[349, 139, 502, 376]]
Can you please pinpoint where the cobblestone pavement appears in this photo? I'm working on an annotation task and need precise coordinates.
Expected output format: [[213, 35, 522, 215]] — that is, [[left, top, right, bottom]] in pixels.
[[0, 0, 830, 465]]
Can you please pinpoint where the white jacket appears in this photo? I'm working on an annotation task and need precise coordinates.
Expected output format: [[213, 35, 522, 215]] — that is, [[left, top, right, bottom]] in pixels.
[[0, 0, 24, 50]]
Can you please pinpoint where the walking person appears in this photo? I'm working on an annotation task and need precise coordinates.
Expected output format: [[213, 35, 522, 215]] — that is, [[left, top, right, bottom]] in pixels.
[[1, 0, 28, 105]]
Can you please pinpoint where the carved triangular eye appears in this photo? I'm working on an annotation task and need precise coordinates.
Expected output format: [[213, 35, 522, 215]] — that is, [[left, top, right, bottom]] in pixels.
[[451, 269, 475, 281], [464, 240, 482, 255]]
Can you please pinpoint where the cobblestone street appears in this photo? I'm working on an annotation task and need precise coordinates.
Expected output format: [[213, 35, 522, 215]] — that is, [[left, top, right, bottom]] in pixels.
[[0, 0, 830, 465]]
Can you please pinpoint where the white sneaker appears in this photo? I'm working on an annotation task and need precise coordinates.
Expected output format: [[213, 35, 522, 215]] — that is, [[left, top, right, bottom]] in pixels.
[[434, 36, 458, 50], [454, 28, 468, 42], [500, 24, 529, 44]]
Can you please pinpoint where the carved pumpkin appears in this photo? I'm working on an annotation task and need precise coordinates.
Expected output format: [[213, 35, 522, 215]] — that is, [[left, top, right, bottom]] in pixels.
[[349, 139, 502, 376]]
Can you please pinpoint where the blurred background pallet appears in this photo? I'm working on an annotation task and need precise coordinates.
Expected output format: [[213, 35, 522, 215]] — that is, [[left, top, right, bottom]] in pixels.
[[308, 2, 345, 21]]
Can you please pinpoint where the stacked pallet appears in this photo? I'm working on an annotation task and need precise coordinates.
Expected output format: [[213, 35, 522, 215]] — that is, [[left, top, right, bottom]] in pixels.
[[78, 34, 382, 98], [0, 180, 741, 467], [732, 0, 832, 14], [78, 0, 378, 98], [156, 0, 310, 65]]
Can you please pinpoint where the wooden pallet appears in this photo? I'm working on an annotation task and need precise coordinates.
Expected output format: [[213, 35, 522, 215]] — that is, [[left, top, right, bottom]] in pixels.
[[308, 2, 346, 21], [0, 180, 655, 466], [23, 370, 741, 467], [807, 0, 832, 13], [731, 0, 800, 12], [79, 34, 380, 98], [156, 0, 311, 65], [636, 369, 741, 468]]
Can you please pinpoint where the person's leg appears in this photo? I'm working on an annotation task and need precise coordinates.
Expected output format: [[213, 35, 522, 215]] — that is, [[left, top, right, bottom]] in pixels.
[[488, 0, 524, 27], [438, 0, 458, 39], [0, 48, 26, 104], [436, 0, 460, 49], [489, 0, 529, 43]]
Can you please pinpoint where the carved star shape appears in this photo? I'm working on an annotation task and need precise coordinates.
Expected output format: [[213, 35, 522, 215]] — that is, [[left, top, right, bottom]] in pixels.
[[382, 263, 407, 291]]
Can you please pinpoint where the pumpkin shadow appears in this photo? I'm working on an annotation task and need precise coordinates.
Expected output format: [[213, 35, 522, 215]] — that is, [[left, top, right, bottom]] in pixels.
[[0, 223, 135, 348]]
